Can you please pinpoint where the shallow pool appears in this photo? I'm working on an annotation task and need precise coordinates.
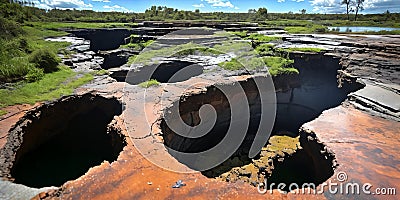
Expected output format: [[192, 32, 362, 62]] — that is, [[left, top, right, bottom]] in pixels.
[[329, 26, 400, 32]]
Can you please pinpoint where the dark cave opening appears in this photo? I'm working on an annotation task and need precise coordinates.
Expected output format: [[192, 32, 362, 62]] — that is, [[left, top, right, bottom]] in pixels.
[[160, 55, 364, 190], [7, 94, 125, 188], [125, 60, 203, 85]]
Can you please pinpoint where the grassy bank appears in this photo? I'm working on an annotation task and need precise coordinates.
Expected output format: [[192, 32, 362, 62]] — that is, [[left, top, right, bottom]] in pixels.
[[0, 66, 93, 115]]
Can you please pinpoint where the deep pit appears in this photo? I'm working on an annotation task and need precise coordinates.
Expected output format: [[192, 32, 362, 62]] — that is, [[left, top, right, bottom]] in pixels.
[[161, 55, 364, 190], [0, 94, 126, 188], [125, 60, 203, 84]]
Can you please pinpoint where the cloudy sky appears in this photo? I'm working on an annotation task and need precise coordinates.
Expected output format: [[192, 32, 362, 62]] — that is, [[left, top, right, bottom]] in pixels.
[[32, 0, 400, 14]]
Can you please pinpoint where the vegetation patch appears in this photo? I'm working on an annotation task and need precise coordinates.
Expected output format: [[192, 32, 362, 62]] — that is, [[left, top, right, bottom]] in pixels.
[[218, 58, 243, 70], [0, 67, 93, 108], [255, 43, 275, 56], [263, 56, 298, 76], [229, 31, 248, 38], [246, 34, 281, 42], [138, 79, 160, 88], [284, 25, 327, 34], [0, 110, 7, 117]]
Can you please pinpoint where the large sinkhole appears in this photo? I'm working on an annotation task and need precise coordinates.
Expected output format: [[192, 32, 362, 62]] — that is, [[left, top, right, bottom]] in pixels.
[[2, 94, 126, 188], [124, 60, 203, 84], [161, 55, 364, 190]]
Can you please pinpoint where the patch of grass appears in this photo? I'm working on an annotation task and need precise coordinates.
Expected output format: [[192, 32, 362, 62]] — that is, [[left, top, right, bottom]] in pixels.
[[172, 47, 223, 57], [120, 39, 154, 51], [255, 43, 275, 56], [138, 79, 160, 88], [0, 66, 93, 108], [213, 40, 252, 54], [0, 110, 7, 117], [263, 56, 298, 76], [218, 58, 243, 70], [282, 47, 324, 53], [229, 31, 248, 38], [284, 25, 327, 34], [91, 69, 109, 76], [246, 34, 281, 42]]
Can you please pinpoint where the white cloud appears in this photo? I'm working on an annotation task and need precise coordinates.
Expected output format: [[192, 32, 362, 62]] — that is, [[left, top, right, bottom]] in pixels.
[[234, 6, 240, 10], [310, 0, 400, 13], [33, 0, 93, 10], [92, 0, 110, 2], [277, 0, 285, 2], [292, 0, 304, 2], [103, 4, 132, 12], [204, 0, 235, 8], [192, 3, 205, 8]]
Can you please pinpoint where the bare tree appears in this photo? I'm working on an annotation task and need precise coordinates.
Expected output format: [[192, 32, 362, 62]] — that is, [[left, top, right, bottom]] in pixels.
[[341, 0, 353, 20], [354, 0, 365, 21]]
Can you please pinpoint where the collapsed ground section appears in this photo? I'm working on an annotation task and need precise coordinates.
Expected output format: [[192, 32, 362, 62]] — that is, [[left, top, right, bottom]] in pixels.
[[0, 94, 126, 188]]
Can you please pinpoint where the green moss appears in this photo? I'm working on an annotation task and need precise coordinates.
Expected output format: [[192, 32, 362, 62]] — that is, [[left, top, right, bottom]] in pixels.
[[246, 34, 281, 42], [266, 135, 301, 155], [229, 31, 248, 38], [120, 39, 154, 51], [91, 69, 109, 76], [138, 79, 160, 88], [263, 56, 298, 76], [0, 66, 93, 108], [255, 43, 275, 56], [218, 58, 243, 70]]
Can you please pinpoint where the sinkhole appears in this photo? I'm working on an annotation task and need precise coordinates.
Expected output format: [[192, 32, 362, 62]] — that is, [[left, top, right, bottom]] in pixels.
[[160, 55, 364, 190], [0, 94, 126, 188], [124, 60, 203, 84]]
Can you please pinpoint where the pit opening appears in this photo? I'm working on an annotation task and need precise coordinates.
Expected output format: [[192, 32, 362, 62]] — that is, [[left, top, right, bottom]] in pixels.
[[126, 60, 203, 85], [1, 94, 125, 188], [161, 55, 364, 190]]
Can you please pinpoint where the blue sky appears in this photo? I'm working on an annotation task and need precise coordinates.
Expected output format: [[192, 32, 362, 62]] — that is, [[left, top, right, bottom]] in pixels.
[[33, 0, 400, 14]]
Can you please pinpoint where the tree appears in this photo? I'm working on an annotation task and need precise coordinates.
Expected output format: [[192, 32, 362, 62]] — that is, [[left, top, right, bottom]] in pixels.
[[257, 7, 268, 20], [341, 0, 353, 20], [354, 0, 364, 21], [300, 9, 306, 14]]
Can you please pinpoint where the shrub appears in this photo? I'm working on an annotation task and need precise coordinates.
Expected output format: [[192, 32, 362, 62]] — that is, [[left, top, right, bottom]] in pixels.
[[29, 49, 60, 73], [25, 67, 44, 82], [0, 58, 32, 83]]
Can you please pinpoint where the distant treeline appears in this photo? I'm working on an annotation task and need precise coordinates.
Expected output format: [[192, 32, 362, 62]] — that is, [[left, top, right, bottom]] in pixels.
[[1, 1, 399, 23]]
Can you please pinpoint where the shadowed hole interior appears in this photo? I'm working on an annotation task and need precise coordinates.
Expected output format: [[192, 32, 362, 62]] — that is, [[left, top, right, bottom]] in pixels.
[[161, 55, 364, 191], [125, 60, 203, 84], [9, 94, 125, 188]]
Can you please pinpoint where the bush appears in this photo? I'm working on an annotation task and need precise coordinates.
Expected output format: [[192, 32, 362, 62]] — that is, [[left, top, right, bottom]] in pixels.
[[29, 49, 60, 73], [0, 58, 32, 83], [25, 67, 44, 82]]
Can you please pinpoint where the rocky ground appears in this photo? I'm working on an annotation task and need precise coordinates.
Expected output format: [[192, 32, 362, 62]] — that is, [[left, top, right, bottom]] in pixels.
[[0, 28, 399, 199]]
